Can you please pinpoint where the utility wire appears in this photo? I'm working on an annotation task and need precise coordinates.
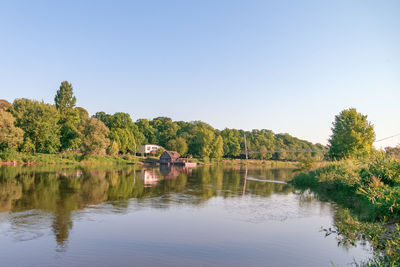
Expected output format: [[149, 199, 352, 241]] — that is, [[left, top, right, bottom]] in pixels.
[[375, 133, 400, 143]]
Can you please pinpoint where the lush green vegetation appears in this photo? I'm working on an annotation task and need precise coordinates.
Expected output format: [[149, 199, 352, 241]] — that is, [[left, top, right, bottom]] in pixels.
[[290, 108, 400, 266], [291, 154, 400, 266], [0, 81, 325, 163], [0, 149, 139, 165], [328, 108, 375, 160]]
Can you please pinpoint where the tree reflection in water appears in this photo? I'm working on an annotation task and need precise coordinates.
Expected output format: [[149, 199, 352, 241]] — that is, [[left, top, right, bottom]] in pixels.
[[0, 165, 296, 249]]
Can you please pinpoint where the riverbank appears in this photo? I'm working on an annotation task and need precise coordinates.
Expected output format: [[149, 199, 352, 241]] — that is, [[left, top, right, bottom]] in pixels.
[[0, 150, 140, 165], [290, 155, 400, 266], [0, 149, 312, 168], [219, 159, 320, 169], [128, 155, 310, 168]]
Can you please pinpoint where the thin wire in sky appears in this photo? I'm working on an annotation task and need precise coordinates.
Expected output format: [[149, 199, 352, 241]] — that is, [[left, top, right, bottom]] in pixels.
[[375, 133, 400, 143]]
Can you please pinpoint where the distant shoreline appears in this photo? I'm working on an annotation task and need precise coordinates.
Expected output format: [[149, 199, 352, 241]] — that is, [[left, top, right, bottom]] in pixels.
[[0, 151, 309, 168]]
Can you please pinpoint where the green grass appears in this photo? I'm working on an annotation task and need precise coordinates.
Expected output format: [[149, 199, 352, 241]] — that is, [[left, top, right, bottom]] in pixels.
[[0, 149, 139, 165], [290, 154, 400, 266], [220, 159, 300, 168]]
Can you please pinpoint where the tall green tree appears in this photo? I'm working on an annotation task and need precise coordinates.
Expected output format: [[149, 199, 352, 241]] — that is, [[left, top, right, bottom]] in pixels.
[[273, 134, 288, 160], [94, 112, 144, 154], [54, 81, 77, 118], [54, 81, 81, 150], [150, 117, 179, 147], [210, 135, 224, 160], [258, 145, 268, 160], [93, 112, 111, 126], [328, 108, 375, 159], [11, 99, 61, 153], [221, 129, 241, 157], [136, 119, 157, 144], [248, 129, 274, 160], [59, 108, 81, 151], [80, 117, 110, 155], [166, 137, 188, 155], [190, 122, 215, 159], [109, 128, 136, 153], [0, 109, 24, 150]]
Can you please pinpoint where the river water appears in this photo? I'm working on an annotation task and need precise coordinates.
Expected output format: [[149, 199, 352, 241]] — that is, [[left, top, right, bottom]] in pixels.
[[0, 165, 372, 266]]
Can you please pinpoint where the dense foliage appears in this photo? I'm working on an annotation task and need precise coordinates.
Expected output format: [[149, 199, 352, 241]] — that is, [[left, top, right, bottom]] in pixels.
[[0, 109, 24, 150], [10, 99, 61, 153], [55, 81, 81, 151], [93, 111, 144, 154], [55, 81, 77, 118], [0, 81, 325, 161], [80, 117, 110, 155], [291, 153, 400, 266], [0, 99, 11, 111], [328, 108, 375, 160]]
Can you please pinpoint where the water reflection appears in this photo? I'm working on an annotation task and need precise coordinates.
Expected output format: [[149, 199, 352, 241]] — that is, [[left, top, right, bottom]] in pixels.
[[0, 166, 294, 246], [143, 169, 159, 187], [0, 165, 372, 266]]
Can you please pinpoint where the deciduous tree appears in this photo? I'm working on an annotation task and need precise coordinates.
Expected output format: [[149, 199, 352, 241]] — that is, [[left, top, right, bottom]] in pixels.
[[166, 137, 188, 155], [191, 123, 215, 159], [0, 99, 11, 111], [109, 128, 135, 154], [11, 99, 61, 153], [221, 129, 241, 157], [59, 109, 81, 150], [136, 119, 157, 144], [55, 81, 81, 151], [0, 109, 24, 150], [210, 135, 224, 160], [150, 117, 179, 147], [107, 141, 119, 155], [80, 117, 110, 155], [328, 108, 375, 159], [94, 112, 143, 154]]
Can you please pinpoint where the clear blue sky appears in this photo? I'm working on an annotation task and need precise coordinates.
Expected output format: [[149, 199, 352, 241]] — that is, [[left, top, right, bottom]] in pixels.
[[1, 0, 399, 147]]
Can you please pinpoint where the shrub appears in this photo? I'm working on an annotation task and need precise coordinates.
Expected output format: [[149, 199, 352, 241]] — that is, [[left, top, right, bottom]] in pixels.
[[292, 160, 361, 189], [360, 153, 400, 186], [358, 184, 400, 219], [0, 148, 21, 161]]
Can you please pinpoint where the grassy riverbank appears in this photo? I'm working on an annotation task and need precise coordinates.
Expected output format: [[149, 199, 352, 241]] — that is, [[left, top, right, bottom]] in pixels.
[[219, 159, 314, 169], [0, 149, 140, 165], [0, 149, 305, 167], [290, 154, 400, 266]]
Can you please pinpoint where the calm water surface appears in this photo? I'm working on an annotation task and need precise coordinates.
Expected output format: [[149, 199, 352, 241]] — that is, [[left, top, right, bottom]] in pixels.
[[0, 165, 372, 266]]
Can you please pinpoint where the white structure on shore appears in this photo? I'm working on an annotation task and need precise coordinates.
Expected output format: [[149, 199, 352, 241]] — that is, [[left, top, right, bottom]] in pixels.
[[139, 144, 162, 156]]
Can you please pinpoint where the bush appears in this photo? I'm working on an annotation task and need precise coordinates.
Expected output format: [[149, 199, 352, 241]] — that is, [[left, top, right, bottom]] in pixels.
[[0, 148, 22, 161], [360, 153, 400, 186], [296, 157, 315, 170], [291, 160, 361, 190], [358, 184, 400, 219], [328, 209, 400, 266], [291, 155, 400, 265]]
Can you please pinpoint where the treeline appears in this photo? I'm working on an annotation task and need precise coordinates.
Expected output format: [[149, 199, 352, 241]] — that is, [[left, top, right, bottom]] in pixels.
[[0, 81, 325, 161]]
